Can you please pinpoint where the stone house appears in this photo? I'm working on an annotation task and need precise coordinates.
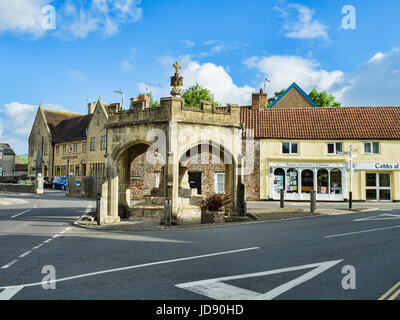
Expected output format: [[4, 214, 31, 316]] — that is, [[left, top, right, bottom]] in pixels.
[[0, 143, 16, 176]]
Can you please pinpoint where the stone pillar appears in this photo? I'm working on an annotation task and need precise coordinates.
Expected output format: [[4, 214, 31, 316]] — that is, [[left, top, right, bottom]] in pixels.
[[171, 162, 179, 219], [118, 152, 130, 217]]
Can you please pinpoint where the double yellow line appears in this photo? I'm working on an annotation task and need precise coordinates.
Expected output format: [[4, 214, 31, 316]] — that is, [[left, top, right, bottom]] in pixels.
[[379, 281, 400, 300]]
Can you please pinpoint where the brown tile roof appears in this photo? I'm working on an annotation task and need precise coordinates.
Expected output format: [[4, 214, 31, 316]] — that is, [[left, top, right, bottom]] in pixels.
[[240, 107, 400, 139], [51, 114, 93, 143], [43, 110, 84, 137]]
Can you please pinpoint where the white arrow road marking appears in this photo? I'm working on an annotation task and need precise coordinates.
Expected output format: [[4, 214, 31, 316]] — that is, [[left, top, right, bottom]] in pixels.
[[175, 259, 343, 300], [0, 286, 24, 300], [353, 214, 400, 222]]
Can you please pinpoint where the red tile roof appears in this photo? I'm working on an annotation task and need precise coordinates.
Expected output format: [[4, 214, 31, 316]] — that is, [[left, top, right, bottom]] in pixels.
[[240, 107, 400, 139]]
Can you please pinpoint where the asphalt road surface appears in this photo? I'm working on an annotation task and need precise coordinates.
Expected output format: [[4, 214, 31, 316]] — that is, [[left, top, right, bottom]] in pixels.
[[0, 191, 399, 300]]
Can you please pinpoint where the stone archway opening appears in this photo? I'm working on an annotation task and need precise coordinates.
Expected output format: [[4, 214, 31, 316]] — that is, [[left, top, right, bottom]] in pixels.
[[176, 142, 237, 222]]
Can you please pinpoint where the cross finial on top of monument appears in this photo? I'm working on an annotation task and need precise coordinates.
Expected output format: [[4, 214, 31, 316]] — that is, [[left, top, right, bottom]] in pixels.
[[170, 61, 183, 97], [173, 61, 181, 74]]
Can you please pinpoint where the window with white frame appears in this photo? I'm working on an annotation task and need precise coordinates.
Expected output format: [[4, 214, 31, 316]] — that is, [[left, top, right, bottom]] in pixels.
[[364, 142, 379, 154], [327, 142, 343, 155], [215, 172, 225, 194], [282, 142, 298, 154]]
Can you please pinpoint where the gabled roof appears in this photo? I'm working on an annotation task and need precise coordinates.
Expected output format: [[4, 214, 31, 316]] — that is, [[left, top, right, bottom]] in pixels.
[[240, 107, 400, 140], [269, 82, 319, 109], [0, 143, 15, 155], [42, 109, 84, 137], [52, 114, 93, 143]]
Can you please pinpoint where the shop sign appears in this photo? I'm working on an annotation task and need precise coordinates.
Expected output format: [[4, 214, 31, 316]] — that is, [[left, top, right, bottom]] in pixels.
[[353, 162, 400, 171]]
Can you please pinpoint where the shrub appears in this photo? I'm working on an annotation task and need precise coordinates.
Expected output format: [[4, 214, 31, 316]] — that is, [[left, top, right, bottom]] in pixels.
[[200, 193, 232, 212]]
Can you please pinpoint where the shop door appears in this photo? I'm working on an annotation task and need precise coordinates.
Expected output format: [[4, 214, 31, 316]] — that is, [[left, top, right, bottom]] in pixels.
[[366, 173, 391, 201], [188, 172, 202, 195]]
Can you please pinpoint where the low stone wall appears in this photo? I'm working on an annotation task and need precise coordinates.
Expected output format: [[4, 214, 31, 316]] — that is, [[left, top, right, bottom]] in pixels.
[[0, 184, 35, 193]]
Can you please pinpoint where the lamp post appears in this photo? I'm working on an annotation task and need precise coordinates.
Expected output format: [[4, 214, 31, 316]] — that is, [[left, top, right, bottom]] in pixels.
[[342, 145, 354, 209]]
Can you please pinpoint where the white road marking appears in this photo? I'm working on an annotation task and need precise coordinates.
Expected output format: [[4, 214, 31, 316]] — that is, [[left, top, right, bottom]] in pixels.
[[325, 225, 400, 238], [19, 251, 32, 258], [1, 260, 18, 269], [353, 214, 400, 222], [43, 239, 52, 243], [10, 209, 31, 219], [176, 260, 343, 300], [32, 244, 43, 250], [0, 247, 260, 290], [0, 286, 24, 300]]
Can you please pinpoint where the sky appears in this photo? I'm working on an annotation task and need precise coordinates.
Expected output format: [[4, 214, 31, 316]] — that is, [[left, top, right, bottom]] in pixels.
[[0, 0, 400, 154]]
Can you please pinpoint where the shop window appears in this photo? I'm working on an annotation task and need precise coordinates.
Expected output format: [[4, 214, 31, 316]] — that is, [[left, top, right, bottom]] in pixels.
[[364, 142, 379, 154], [327, 143, 342, 155], [282, 142, 298, 155], [286, 168, 298, 193], [273, 168, 285, 192], [301, 169, 314, 193], [330, 169, 342, 194], [317, 169, 329, 194]]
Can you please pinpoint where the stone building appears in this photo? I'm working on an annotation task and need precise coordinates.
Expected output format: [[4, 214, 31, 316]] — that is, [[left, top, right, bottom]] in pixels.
[[0, 143, 16, 176], [28, 100, 122, 180]]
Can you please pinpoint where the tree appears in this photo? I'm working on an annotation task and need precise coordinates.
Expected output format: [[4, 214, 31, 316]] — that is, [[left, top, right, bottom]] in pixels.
[[182, 83, 221, 107], [267, 89, 286, 107], [308, 89, 341, 108], [144, 92, 160, 107]]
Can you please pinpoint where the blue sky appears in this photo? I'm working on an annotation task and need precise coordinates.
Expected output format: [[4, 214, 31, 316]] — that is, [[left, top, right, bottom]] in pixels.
[[1, 0, 400, 153]]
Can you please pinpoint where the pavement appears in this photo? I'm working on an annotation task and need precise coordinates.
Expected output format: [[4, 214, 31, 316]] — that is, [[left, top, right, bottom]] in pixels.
[[0, 190, 399, 301]]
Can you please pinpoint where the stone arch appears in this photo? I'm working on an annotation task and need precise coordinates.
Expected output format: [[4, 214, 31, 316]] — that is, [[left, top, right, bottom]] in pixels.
[[177, 140, 238, 215]]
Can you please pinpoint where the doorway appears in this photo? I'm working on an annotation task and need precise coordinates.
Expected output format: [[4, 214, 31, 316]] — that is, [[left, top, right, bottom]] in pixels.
[[366, 173, 392, 201], [188, 172, 202, 195]]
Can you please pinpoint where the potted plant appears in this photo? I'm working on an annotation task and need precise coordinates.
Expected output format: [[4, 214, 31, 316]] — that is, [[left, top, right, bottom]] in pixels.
[[200, 193, 232, 223]]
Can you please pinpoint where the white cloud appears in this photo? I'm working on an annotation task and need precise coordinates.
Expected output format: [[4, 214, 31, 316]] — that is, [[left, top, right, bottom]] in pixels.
[[178, 56, 255, 106], [176, 39, 195, 49], [0, 0, 143, 39], [341, 48, 400, 106], [0, 0, 52, 38], [244, 55, 347, 99], [120, 60, 134, 72], [57, 0, 143, 39], [0, 102, 66, 154], [275, 3, 329, 40]]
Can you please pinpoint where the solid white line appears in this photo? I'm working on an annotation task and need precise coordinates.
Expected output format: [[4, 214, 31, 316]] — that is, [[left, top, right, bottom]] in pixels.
[[19, 251, 32, 258], [10, 209, 31, 219], [1, 260, 18, 269], [325, 225, 400, 238], [0, 286, 24, 300], [43, 239, 52, 243], [0, 247, 260, 289]]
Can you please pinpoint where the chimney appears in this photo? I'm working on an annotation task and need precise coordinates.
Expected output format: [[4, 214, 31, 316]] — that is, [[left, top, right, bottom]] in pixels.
[[88, 102, 96, 114], [251, 88, 267, 110], [137, 94, 150, 108]]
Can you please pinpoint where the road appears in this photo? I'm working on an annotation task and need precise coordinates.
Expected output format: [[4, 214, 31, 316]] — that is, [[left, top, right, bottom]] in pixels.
[[0, 191, 399, 301]]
